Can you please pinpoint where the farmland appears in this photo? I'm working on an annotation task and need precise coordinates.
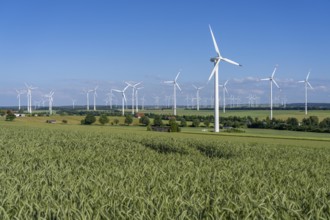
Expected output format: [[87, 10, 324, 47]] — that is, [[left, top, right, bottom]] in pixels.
[[0, 118, 330, 219]]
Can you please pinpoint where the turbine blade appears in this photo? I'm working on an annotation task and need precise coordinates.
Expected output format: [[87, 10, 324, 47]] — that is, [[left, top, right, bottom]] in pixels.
[[260, 78, 271, 81], [224, 80, 229, 86], [307, 82, 313, 89], [271, 66, 277, 78], [225, 87, 229, 94], [272, 79, 280, 88], [123, 85, 130, 91], [192, 84, 197, 89], [222, 57, 241, 66], [306, 71, 311, 81], [208, 60, 220, 81], [175, 71, 181, 81], [209, 25, 221, 57], [298, 80, 305, 83], [176, 83, 182, 91], [113, 89, 121, 93], [164, 81, 174, 84], [123, 93, 127, 102]]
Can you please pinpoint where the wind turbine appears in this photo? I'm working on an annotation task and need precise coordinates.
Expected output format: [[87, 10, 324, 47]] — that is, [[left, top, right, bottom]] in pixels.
[[298, 70, 313, 115], [16, 89, 25, 111], [112, 85, 130, 116], [164, 71, 181, 115], [193, 85, 204, 111], [219, 80, 229, 113], [135, 87, 144, 113], [84, 89, 93, 111], [25, 83, 37, 114], [208, 25, 242, 132], [260, 66, 280, 120], [93, 86, 98, 111], [72, 99, 76, 109], [125, 82, 142, 114], [44, 91, 54, 115]]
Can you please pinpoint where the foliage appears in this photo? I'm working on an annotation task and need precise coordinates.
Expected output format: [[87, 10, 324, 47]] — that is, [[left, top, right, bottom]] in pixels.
[[124, 114, 133, 125], [180, 118, 187, 127], [5, 110, 16, 121], [191, 119, 200, 127], [62, 119, 68, 124], [203, 119, 210, 127], [153, 115, 163, 126], [99, 114, 109, 125], [139, 115, 150, 126], [320, 117, 330, 129], [113, 118, 120, 125], [168, 117, 181, 132], [81, 114, 96, 125]]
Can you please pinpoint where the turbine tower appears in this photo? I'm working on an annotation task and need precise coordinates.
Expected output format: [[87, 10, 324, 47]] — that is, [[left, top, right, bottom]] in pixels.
[[208, 25, 241, 132], [135, 87, 144, 113], [112, 85, 129, 116], [16, 89, 25, 111], [219, 80, 229, 113], [125, 82, 142, 114], [72, 99, 76, 109], [261, 66, 280, 120], [84, 89, 93, 111], [298, 70, 313, 115], [25, 83, 37, 114], [164, 71, 181, 116], [192, 85, 203, 111], [44, 91, 54, 115], [93, 86, 98, 111]]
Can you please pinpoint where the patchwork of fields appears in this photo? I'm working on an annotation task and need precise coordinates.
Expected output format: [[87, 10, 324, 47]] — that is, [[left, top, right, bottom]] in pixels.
[[1, 122, 329, 219]]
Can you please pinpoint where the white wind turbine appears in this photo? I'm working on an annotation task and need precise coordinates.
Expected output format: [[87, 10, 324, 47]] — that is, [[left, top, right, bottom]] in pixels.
[[192, 85, 203, 111], [208, 25, 242, 132], [44, 91, 54, 115], [112, 85, 130, 116], [219, 80, 229, 113], [16, 89, 25, 111], [72, 99, 76, 109], [260, 66, 280, 120], [125, 82, 142, 114], [135, 87, 144, 113], [84, 89, 93, 111], [298, 70, 313, 115], [93, 86, 98, 111], [25, 83, 37, 114], [164, 71, 181, 116]]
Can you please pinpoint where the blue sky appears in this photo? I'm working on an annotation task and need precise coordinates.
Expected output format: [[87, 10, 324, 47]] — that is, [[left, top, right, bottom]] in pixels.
[[1, 0, 329, 107]]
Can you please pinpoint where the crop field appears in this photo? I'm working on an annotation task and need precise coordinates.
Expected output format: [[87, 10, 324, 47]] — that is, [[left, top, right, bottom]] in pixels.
[[0, 121, 329, 219]]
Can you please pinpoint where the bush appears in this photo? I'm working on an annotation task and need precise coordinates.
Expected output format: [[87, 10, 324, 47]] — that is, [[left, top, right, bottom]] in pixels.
[[5, 111, 16, 121], [191, 119, 200, 127], [168, 117, 180, 132], [139, 116, 150, 126], [180, 118, 187, 127], [125, 115, 133, 125], [99, 114, 109, 125], [113, 118, 119, 125], [81, 114, 96, 125], [153, 115, 163, 126], [62, 119, 68, 124]]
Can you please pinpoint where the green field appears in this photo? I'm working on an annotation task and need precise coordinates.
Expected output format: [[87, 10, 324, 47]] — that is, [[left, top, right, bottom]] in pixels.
[[0, 116, 330, 219]]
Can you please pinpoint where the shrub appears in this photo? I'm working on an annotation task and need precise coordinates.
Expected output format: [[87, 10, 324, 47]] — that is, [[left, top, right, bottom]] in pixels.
[[99, 114, 109, 125], [81, 114, 96, 125], [5, 111, 16, 121], [153, 115, 163, 126], [125, 115, 133, 125], [139, 116, 150, 126]]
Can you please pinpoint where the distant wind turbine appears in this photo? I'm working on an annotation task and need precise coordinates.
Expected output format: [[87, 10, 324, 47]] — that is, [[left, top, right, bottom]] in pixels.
[[93, 86, 98, 111], [16, 89, 25, 110], [208, 25, 242, 132], [44, 91, 54, 115], [219, 80, 229, 113], [25, 83, 37, 114], [125, 82, 142, 114], [164, 71, 181, 116], [192, 85, 203, 111], [84, 89, 93, 111], [260, 66, 280, 120], [135, 87, 144, 113], [298, 70, 313, 115], [112, 85, 130, 116]]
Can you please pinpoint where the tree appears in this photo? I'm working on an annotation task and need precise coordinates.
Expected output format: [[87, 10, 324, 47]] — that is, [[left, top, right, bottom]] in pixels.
[[139, 116, 150, 126], [81, 114, 96, 125], [99, 114, 109, 125], [192, 119, 200, 127], [113, 118, 120, 125], [5, 111, 16, 121], [153, 115, 163, 126], [180, 118, 187, 127], [203, 119, 210, 128], [320, 117, 330, 129], [169, 117, 180, 132], [125, 115, 133, 125]]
